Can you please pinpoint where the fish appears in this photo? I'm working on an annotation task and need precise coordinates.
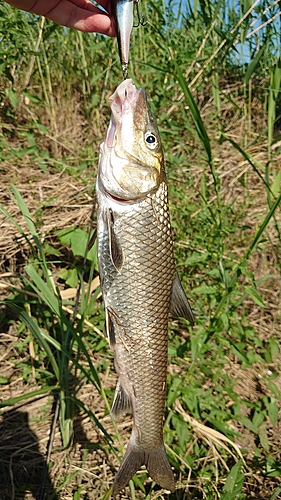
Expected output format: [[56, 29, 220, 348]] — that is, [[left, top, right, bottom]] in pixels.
[[111, 0, 135, 78], [96, 78, 194, 496]]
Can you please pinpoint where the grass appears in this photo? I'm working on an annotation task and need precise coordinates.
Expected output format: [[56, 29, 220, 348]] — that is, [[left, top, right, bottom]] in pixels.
[[0, 0, 281, 498]]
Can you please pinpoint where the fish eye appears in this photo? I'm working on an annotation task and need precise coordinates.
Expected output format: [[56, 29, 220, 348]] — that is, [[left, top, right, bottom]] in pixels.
[[145, 131, 158, 150]]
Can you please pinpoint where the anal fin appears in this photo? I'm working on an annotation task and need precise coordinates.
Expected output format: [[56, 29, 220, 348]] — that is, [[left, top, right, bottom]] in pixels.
[[170, 274, 194, 325], [111, 379, 132, 418]]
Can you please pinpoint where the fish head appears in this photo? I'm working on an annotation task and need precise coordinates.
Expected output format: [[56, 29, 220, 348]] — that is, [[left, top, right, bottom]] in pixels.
[[99, 79, 165, 201]]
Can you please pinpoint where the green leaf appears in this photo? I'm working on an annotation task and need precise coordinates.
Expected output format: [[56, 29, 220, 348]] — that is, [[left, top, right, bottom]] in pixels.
[[70, 228, 88, 256], [7, 302, 60, 382], [252, 410, 265, 428], [267, 381, 281, 398], [73, 488, 82, 500], [0, 200, 33, 252], [266, 398, 279, 426], [5, 87, 18, 109], [214, 191, 281, 320], [220, 312, 229, 330], [57, 227, 74, 245], [270, 485, 281, 500], [43, 243, 62, 256], [75, 397, 112, 442], [191, 285, 217, 295], [0, 377, 9, 384], [10, 185, 52, 280], [25, 264, 62, 318], [66, 268, 78, 288], [259, 423, 269, 452], [244, 286, 266, 308], [240, 416, 258, 434], [23, 91, 44, 104], [271, 169, 281, 196], [59, 268, 69, 280], [222, 134, 272, 194], [223, 460, 244, 496], [132, 475, 146, 493], [185, 252, 209, 265], [56, 227, 96, 262], [174, 61, 212, 164], [244, 45, 266, 84], [34, 122, 50, 133], [269, 339, 279, 361], [12, 186, 40, 239], [0, 385, 57, 407], [38, 328, 101, 392], [191, 331, 208, 361]]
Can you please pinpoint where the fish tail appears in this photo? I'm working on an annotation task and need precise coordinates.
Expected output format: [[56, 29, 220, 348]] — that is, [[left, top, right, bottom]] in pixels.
[[112, 442, 175, 496], [112, 441, 142, 496], [146, 445, 175, 492]]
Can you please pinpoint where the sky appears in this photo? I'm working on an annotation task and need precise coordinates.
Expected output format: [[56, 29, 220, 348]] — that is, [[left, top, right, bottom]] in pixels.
[[167, 0, 281, 64]]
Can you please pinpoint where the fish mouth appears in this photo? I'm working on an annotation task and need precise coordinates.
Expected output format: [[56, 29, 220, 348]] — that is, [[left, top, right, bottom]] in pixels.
[[109, 78, 140, 118], [106, 79, 141, 149]]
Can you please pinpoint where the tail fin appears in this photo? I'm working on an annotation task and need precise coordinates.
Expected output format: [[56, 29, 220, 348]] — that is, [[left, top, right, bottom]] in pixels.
[[146, 446, 175, 492], [112, 442, 142, 496], [112, 442, 175, 496]]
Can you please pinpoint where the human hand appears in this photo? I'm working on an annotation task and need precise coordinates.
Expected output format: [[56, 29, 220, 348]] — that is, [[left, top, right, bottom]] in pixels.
[[6, 0, 116, 36]]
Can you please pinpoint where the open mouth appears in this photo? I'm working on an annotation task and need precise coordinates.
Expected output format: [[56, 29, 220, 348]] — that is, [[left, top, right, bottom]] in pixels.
[[106, 79, 141, 150], [109, 79, 139, 116]]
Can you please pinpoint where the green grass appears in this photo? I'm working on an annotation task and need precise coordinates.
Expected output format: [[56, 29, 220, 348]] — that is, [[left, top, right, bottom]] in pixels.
[[0, 0, 281, 498]]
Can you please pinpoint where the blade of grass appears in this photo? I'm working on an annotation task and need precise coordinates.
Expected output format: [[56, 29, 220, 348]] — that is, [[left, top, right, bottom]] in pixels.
[[0, 387, 57, 407], [10, 185, 57, 293], [214, 191, 281, 320], [25, 263, 63, 318], [6, 301, 60, 381], [173, 60, 212, 165]]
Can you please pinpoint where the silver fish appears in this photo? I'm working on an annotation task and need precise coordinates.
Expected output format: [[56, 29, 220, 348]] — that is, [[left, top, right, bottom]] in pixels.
[[96, 79, 194, 496], [111, 0, 134, 78]]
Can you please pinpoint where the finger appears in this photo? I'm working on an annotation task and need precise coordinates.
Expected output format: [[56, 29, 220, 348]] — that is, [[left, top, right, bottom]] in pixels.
[[8, 0, 116, 35], [47, 4, 116, 35], [71, 0, 112, 14], [54, 0, 113, 16]]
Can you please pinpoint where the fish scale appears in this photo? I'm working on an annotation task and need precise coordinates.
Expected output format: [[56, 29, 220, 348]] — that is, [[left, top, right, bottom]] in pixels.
[[96, 79, 194, 495]]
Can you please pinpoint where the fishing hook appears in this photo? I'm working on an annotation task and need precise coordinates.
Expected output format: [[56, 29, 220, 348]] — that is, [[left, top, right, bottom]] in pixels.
[[133, 0, 147, 28]]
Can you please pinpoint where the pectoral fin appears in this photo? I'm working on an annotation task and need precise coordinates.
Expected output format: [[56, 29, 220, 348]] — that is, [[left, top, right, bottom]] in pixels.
[[170, 274, 194, 325], [105, 307, 116, 348], [107, 208, 124, 272]]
